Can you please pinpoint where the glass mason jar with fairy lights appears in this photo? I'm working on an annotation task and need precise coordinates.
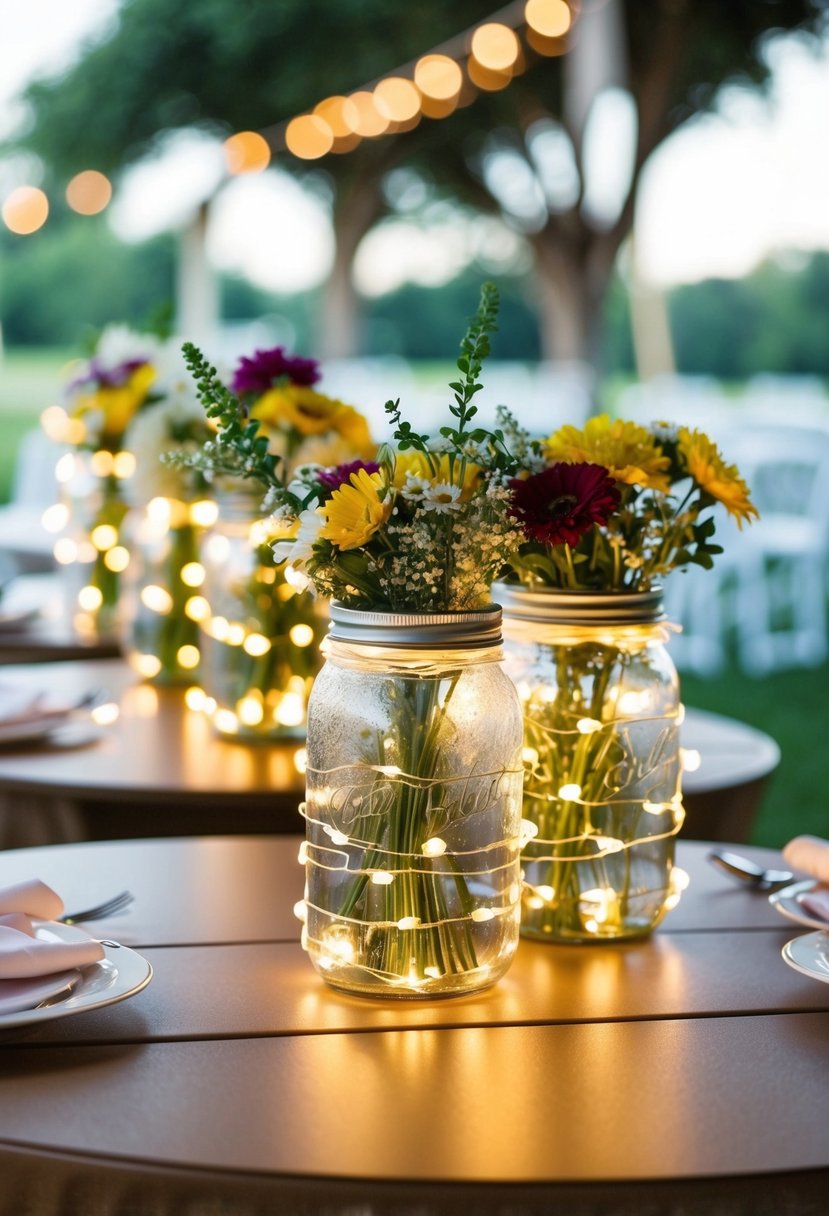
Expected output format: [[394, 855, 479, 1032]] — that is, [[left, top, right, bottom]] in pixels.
[[195, 488, 328, 740], [497, 585, 689, 943]]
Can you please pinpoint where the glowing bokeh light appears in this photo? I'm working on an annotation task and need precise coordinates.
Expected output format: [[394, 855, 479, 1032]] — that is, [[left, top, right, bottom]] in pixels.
[[467, 57, 513, 92], [470, 23, 520, 71], [413, 55, 463, 101], [373, 77, 421, 123], [525, 0, 572, 38], [314, 95, 360, 137], [285, 114, 334, 159], [66, 170, 112, 215], [223, 131, 272, 175], [2, 186, 49, 234], [347, 92, 389, 138]]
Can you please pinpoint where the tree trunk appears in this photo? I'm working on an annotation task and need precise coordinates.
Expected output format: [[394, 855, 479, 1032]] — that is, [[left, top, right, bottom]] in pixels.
[[531, 231, 609, 371], [318, 174, 385, 360], [175, 202, 219, 349]]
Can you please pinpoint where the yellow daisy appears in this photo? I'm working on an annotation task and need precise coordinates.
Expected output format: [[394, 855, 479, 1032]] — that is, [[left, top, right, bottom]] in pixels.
[[72, 364, 157, 440], [545, 414, 671, 492], [677, 428, 759, 528], [319, 468, 391, 551], [252, 387, 373, 451]]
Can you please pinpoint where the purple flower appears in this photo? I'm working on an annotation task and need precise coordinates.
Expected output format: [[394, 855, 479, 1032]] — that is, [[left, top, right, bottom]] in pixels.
[[316, 460, 381, 492], [231, 347, 321, 395], [69, 357, 148, 392]]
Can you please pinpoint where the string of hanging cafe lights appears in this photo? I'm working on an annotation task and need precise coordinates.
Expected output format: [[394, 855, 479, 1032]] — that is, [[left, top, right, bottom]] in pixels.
[[2, 0, 576, 235]]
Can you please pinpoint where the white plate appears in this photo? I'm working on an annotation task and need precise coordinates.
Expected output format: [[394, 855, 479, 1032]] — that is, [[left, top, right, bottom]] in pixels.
[[769, 879, 829, 931], [781, 930, 829, 985], [0, 922, 152, 1030], [0, 607, 39, 633]]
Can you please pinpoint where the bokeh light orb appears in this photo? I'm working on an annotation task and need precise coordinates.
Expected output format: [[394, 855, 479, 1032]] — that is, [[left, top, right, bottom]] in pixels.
[[66, 170, 112, 215], [2, 186, 49, 235], [223, 131, 272, 175], [285, 114, 334, 159], [525, 0, 572, 38], [414, 55, 463, 101], [470, 23, 520, 72]]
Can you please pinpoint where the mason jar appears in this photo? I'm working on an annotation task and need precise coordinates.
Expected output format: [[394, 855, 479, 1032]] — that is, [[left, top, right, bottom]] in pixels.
[[52, 447, 134, 641], [120, 495, 216, 684], [299, 603, 527, 999], [197, 489, 328, 741], [495, 584, 689, 943]]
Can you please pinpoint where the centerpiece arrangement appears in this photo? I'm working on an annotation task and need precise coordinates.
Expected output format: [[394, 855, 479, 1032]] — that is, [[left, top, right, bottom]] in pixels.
[[169, 343, 373, 740], [44, 325, 162, 638], [209, 283, 530, 997], [495, 412, 758, 941]]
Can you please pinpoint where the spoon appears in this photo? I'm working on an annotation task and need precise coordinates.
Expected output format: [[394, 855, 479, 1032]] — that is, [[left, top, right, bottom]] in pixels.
[[707, 849, 794, 892]]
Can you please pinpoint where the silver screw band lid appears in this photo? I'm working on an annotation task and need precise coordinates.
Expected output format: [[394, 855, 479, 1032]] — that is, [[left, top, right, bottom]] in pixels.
[[328, 603, 503, 648], [493, 582, 665, 625]]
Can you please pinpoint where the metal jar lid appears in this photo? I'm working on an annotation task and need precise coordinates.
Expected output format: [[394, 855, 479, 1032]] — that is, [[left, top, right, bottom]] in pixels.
[[493, 582, 665, 625], [328, 603, 503, 648]]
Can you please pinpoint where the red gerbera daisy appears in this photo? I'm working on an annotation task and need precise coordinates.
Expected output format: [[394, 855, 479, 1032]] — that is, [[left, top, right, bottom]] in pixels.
[[509, 462, 620, 547]]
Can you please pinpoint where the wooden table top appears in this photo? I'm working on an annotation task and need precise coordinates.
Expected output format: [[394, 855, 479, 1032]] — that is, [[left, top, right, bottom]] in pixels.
[[0, 837, 825, 1211], [0, 658, 778, 807]]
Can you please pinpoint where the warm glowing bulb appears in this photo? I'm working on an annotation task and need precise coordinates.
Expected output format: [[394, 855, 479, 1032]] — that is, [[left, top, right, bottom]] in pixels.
[[289, 623, 314, 647], [91, 701, 119, 726], [275, 692, 304, 727], [226, 623, 246, 646], [285, 114, 334, 159], [421, 837, 447, 857], [185, 687, 207, 711], [90, 450, 114, 477], [40, 405, 69, 441], [558, 782, 582, 800], [130, 653, 162, 679], [189, 499, 219, 527], [53, 538, 78, 565], [371, 871, 394, 886], [112, 451, 136, 479], [293, 747, 308, 774], [141, 584, 174, 615], [223, 131, 271, 174], [347, 91, 389, 138], [184, 595, 210, 622], [577, 717, 602, 734], [214, 708, 239, 734], [180, 561, 205, 587], [90, 524, 118, 551], [373, 77, 421, 122], [414, 54, 463, 100], [104, 546, 130, 572], [77, 585, 103, 611], [177, 645, 200, 669], [2, 186, 48, 234], [471, 907, 496, 922], [314, 95, 360, 137], [396, 916, 421, 930], [41, 503, 69, 533], [55, 453, 77, 484], [65, 170, 112, 215], [470, 23, 520, 71], [525, 0, 572, 37], [237, 694, 264, 726], [243, 632, 271, 657], [681, 748, 702, 773]]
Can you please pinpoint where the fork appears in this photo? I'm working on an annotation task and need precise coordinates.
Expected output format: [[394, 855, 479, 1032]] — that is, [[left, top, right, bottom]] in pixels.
[[59, 890, 135, 924]]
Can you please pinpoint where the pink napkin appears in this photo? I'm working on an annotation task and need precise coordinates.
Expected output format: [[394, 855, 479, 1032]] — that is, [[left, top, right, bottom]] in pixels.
[[0, 687, 46, 727], [782, 835, 829, 885], [798, 889, 829, 923], [0, 880, 104, 1014]]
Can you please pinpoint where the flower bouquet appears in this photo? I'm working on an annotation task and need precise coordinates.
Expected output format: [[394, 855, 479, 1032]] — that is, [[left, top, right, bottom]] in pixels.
[[171, 344, 372, 740], [44, 325, 163, 637], [262, 284, 528, 997], [496, 413, 759, 940]]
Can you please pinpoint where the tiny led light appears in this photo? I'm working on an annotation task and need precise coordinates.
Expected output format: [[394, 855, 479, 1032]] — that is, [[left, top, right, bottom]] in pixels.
[[237, 694, 264, 726], [55, 453, 77, 483], [176, 644, 200, 669], [104, 546, 130, 573], [41, 503, 69, 533], [289, 623, 314, 647], [91, 701, 119, 726], [53, 538, 78, 565], [558, 782, 582, 800], [522, 745, 539, 767], [293, 747, 308, 775], [141, 584, 174, 615], [577, 717, 602, 734], [180, 561, 205, 587], [90, 450, 114, 477], [226, 623, 246, 647], [131, 653, 162, 679], [189, 499, 219, 527], [77, 585, 103, 612], [275, 692, 304, 727], [184, 595, 210, 622], [373, 76, 421, 123], [680, 748, 702, 773], [90, 524, 118, 551], [214, 708, 239, 734], [185, 686, 207, 711], [112, 451, 136, 479], [243, 632, 271, 657], [40, 405, 69, 441], [471, 907, 495, 923], [421, 837, 447, 857], [370, 871, 394, 885]]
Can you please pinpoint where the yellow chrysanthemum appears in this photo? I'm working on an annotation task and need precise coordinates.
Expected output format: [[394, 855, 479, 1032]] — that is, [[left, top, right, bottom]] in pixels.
[[252, 387, 373, 455], [545, 414, 671, 492], [677, 428, 759, 528], [319, 468, 391, 551], [71, 364, 157, 440], [392, 450, 482, 500]]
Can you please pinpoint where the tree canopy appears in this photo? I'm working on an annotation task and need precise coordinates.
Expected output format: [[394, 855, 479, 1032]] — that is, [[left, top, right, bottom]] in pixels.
[[9, 0, 829, 365]]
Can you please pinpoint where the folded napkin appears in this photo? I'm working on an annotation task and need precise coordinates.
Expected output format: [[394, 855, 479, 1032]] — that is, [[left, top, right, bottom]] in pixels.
[[0, 880, 104, 1014], [0, 687, 47, 727], [782, 835, 829, 885], [799, 888, 829, 923]]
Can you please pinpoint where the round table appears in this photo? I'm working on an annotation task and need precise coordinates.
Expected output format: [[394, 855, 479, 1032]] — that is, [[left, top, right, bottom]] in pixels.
[[0, 837, 825, 1214], [0, 658, 779, 846]]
